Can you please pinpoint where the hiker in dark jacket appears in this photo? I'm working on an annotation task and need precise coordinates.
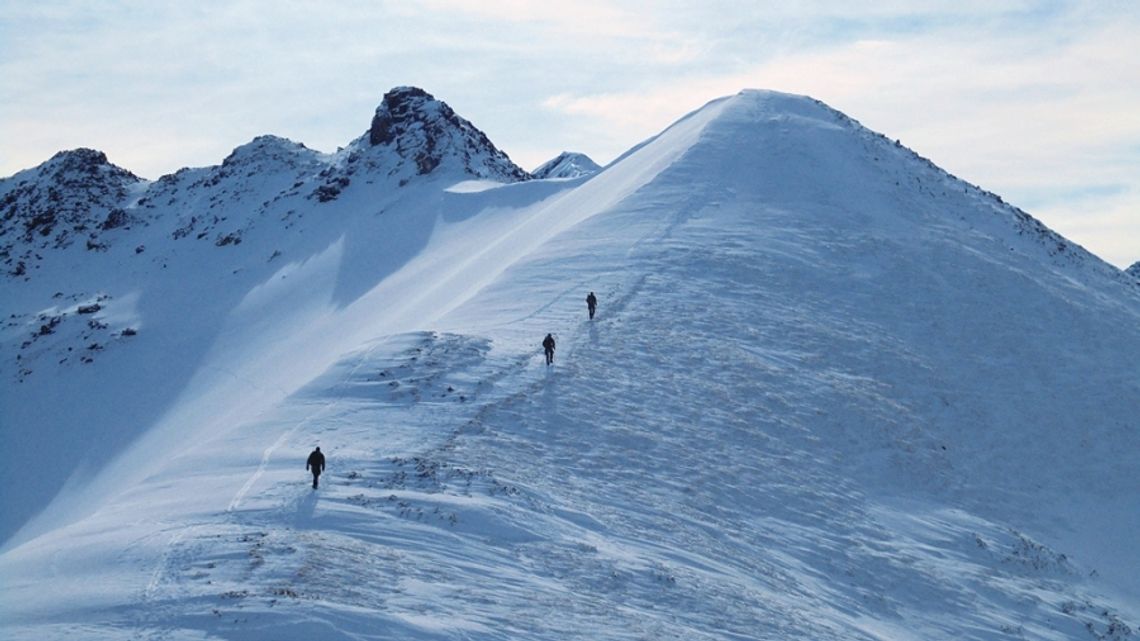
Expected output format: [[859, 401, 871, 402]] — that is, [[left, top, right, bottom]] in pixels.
[[306, 447, 326, 489], [586, 292, 597, 320], [542, 333, 556, 365]]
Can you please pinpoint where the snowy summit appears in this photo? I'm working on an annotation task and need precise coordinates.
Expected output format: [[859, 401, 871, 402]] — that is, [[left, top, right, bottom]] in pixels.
[[1, 88, 1138, 641], [531, 151, 601, 180]]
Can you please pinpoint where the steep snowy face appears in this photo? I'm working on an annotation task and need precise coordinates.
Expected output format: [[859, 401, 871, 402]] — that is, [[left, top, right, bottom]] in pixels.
[[362, 86, 530, 182], [679, 90, 1134, 290], [1, 149, 144, 277], [1127, 261, 1140, 281], [531, 151, 601, 179]]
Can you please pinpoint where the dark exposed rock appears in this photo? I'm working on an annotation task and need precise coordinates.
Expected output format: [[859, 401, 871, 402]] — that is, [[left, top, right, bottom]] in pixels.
[[313, 177, 350, 202], [99, 208, 132, 230], [365, 86, 530, 182], [1, 149, 144, 275]]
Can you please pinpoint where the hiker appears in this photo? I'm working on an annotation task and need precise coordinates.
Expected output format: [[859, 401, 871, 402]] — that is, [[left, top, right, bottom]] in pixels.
[[542, 333, 556, 365], [586, 291, 597, 320], [306, 446, 326, 489]]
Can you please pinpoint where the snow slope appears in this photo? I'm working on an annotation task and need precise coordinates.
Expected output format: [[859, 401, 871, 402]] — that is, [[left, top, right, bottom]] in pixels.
[[0, 86, 531, 545], [2, 90, 1138, 640]]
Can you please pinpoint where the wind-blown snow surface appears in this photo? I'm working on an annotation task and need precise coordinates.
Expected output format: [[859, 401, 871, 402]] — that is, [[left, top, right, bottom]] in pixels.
[[2, 90, 1138, 640]]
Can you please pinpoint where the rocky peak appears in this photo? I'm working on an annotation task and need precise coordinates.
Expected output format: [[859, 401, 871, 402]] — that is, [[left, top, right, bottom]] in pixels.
[[365, 86, 529, 182], [369, 87, 435, 147], [1127, 261, 1140, 282], [220, 135, 317, 169], [45, 147, 110, 170], [39, 148, 142, 187], [2, 149, 145, 276]]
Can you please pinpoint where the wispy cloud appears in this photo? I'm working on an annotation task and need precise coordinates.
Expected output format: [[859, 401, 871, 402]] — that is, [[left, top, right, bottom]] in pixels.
[[1, 1, 1136, 266], [419, 0, 647, 35], [534, 4, 1140, 267]]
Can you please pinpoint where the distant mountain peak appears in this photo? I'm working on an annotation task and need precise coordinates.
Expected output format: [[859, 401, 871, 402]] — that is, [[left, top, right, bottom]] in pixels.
[[39, 148, 141, 184], [46, 147, 110, 169], [1127, 261, 1140, 281], [532, 151, 601, 179], [1, 149, 144, 273], [220, 135, 314, 168], [364, 86, 529, 182]]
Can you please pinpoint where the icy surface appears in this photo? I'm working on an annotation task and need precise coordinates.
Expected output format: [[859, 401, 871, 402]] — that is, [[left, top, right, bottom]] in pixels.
[[1, 89, 1138, 640]]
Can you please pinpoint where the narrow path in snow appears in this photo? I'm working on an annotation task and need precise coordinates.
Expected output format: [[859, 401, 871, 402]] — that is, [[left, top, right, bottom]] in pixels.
[[225, 337, 395, 513]]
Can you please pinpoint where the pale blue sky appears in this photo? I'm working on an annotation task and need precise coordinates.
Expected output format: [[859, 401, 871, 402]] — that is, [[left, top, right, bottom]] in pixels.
[[1, 1, 1137, 267]]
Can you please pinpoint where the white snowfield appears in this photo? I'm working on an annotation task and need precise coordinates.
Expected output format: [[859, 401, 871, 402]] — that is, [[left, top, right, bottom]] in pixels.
[[1, 90, 1138, 640]]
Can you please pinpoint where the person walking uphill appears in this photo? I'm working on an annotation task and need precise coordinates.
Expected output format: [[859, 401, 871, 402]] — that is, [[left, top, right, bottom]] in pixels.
[[542, 333, 556, 365], [586, 291, 597, 320], [306, 447, 325, 489]]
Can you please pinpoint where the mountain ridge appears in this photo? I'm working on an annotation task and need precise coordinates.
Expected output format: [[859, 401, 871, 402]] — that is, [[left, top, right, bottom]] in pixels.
[[0, 86, 532, 282], [1, 87, 1137, 641]]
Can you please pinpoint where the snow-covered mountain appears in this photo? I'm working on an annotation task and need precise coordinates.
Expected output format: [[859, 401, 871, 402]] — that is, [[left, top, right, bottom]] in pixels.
[[1, 89, 1138, 641], [0, 85, 531, 545], [1128, 261, 1140, 281], [531, 151, 601, 179], [1, 148, 145, 276]]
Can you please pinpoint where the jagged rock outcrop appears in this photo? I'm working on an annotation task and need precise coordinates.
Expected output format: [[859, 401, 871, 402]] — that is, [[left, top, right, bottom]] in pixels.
[[0, 149, 143, 275], [364, 86, 530, 182], [305, 87, 530, 201], [1127, 261, 1140, 281]]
